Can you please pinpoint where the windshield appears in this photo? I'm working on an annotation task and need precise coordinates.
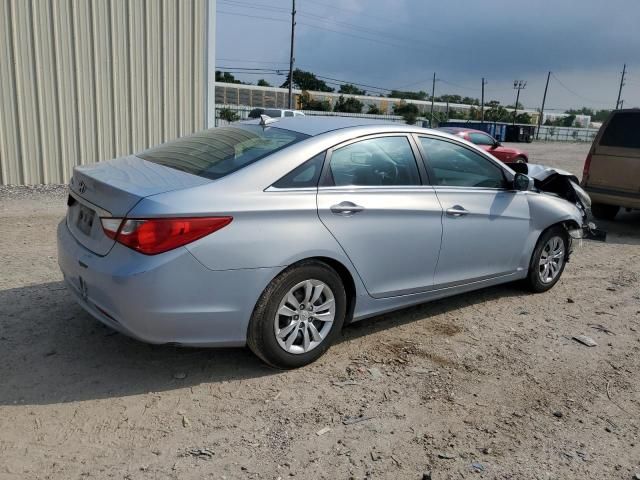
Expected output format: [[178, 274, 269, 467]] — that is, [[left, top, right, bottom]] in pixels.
[[138, 125, 308, 180]]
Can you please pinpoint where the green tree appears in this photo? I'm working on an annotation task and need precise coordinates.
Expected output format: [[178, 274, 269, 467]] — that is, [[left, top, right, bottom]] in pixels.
[[215, 71, 243, 84], [367, 104, 381, 114], [333, 95, 364, 113], [512, 112, 533, 124], [298, 91, 331, 111], [280, 69, 334, 92], [437, 94, 462, 104], [339, 83, 366, 95], [461, 96, 480, 106], [484, 101, 510, 122], [257, 79, 271, 87], [393, 101, 420, 125], [218, 107, 239, 122], [388, 90, 428, 101]]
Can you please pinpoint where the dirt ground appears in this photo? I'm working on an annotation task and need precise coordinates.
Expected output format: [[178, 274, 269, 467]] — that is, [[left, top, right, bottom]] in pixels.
[[1, 142, 639, 480]]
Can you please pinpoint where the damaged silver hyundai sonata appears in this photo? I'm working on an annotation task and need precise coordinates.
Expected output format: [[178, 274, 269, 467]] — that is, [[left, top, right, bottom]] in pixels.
[[57, 116, 596, 368]]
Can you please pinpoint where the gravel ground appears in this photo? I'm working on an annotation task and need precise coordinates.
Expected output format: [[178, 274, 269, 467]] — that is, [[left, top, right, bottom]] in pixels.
[[1, 142, 639, 480]]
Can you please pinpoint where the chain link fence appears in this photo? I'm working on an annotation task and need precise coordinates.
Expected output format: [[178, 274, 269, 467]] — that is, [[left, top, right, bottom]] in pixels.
[[214, 104, 600, 143], [535, 125, 600, 142]]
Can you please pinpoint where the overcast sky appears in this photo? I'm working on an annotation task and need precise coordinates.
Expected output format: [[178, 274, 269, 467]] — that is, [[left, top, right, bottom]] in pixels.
[[216, 0, 639, 111]]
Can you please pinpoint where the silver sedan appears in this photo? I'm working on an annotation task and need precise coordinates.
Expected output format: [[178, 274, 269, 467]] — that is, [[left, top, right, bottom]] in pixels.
[[57, 117, 591, 368]]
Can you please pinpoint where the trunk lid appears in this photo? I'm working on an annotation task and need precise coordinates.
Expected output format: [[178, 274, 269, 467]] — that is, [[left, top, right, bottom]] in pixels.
[[67, 155, 211, 255]]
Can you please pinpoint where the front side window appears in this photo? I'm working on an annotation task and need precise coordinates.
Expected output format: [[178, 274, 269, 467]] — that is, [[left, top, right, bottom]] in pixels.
[[419, 137, 505, 188], [468, 132, 495, 146], [327, 136, 421, 187], [138, 125, 308, 180]]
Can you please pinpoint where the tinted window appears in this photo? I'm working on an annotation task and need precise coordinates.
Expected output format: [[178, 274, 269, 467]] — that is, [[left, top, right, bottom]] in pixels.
[[138, 126, 308, 180], [469, 132, 495, 146], [264, 109, 283, 117], [600, 112, 640, 148], [273, 152, 325, 188], [419, 137, 505, 188], [284, 111, 294, 117], [328, 136, 421, 187]]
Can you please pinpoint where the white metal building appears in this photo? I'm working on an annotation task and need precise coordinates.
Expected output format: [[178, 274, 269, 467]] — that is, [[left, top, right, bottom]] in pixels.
[[0, 0, 216, 186]]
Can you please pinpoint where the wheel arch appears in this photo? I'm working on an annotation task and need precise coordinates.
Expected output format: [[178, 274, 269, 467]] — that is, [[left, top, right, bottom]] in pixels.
[[278, 256, 358, 325]]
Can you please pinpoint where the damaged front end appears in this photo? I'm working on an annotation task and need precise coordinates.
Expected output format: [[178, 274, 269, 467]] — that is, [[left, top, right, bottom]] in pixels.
[[506, 162, 607, 242]]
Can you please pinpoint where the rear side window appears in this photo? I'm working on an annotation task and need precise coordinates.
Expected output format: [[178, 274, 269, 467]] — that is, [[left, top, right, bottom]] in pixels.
[[138, 126, 308, 180], [273, 152, 325, 188], [600, 112, 640, 148]]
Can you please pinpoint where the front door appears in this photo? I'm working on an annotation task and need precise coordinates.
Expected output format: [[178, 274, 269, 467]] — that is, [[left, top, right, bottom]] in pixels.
[[317, 135, 443, 298], [416, 135, 530, 287]]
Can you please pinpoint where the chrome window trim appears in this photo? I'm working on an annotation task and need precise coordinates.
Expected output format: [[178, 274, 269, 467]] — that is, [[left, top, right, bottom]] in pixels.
[[320, 132, 426, 188]]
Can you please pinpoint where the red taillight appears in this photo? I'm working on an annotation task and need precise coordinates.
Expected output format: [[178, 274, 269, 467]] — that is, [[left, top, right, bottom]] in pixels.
[[101, 217, 232, 255], [582, 152, 592, 182]]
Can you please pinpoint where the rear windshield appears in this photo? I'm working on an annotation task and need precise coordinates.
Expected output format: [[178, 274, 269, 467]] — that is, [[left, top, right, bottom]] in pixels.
[[138, 125, 308, 180], [600, 112, 640, 149], [263, 109, 283, 117]]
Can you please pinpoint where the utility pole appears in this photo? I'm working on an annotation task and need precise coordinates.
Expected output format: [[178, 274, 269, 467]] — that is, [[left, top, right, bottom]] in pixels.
[[481, 77, 487, 124], [616, 63, 626, 110], [430, 72, 436, 126], [536, 71, 551, 140], [512, 80, 526, 125], [287, 0, 296, 109]]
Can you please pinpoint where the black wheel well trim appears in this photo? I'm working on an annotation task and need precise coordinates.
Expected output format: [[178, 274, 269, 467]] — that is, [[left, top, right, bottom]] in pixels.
[[535, 221, 575, 265], [280, 256, 357, 325]]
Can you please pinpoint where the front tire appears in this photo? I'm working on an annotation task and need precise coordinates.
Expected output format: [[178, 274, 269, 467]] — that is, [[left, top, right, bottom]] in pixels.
[[591, 203, 619, 220], [247, 261, 346, 369], [525, 226, 568, 293]]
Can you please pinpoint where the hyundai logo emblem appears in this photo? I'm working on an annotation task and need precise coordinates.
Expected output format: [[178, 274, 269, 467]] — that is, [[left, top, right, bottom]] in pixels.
[[78, 180, 86, 194]]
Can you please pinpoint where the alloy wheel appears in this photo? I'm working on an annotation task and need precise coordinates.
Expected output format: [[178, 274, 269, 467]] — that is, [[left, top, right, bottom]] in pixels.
[[273, 279, 335, 354], [538, 235, 565, 284]]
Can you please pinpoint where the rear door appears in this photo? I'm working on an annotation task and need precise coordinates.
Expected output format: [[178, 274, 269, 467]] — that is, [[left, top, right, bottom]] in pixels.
[[317, 134, 443, 298], [587, 111, 640, 193], [416, 135, 530, 286]]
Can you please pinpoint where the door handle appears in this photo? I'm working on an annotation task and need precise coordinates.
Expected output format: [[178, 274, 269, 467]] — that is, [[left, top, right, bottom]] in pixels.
[[446, 205, 469, 217], [330, 201, 365, 216]]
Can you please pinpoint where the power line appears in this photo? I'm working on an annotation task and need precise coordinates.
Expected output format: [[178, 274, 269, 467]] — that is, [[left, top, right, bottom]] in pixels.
[[551, 73, 610, 106], [216, 58, 290, 66], [217, 10, 288, 23]]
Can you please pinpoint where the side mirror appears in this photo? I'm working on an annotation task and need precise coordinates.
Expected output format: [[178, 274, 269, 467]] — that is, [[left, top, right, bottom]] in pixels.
[[492, 140, 501, 148], [513, 172, 533, 191]]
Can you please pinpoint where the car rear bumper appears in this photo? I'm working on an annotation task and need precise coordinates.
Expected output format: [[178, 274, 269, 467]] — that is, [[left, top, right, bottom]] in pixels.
[[57, 219, 280, 347], [584, 186, 640, 209]]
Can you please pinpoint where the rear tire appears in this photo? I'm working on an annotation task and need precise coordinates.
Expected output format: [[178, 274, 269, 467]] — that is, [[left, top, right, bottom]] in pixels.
[[591, 203, 619, 220], [525, 226, 569, 293], [247, 261, 346, 369]]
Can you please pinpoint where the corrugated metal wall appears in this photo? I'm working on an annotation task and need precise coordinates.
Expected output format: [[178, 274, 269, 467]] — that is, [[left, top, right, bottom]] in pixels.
[[0, 0, 208, 186]]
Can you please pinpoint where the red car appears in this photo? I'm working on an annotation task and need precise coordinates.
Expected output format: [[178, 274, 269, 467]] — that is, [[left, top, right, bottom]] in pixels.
[[437, 127, 528, 163]]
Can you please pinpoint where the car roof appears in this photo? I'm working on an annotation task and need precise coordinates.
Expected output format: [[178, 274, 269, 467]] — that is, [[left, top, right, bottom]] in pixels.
[[438, 127, 488, 135], [241, 116, 402, 137]]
